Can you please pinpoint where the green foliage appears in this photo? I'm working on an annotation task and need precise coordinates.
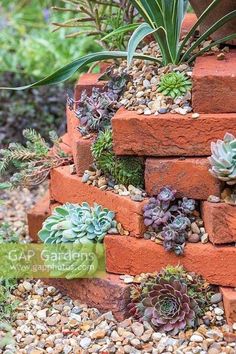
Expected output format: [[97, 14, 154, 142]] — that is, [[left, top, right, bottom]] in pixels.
[[0, 223, 20, 244], [128, 266, 212, 334], [126, 0, 236, 65], [52, 0, 137, 50], [39, 202, 117, 244], [209, 133, 236, 185], [2, 0, 236, 90], [158, 71, 192, 98], [0, 129, 71, 188], [92, 129, 144, 188], [0, 2, 99, 79], [0, 279, 18, 324], [0, 72, 66, 148]]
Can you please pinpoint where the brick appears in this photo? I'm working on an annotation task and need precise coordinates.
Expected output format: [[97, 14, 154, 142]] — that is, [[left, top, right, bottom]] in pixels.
[[221, 287, 236, 325], [74, 73, 105, 101], [112, 108, 236, 157], [105, 236, 236, 287], [44, 273, 130, 321], [201, 202, 236, 244], [192, 53, 236, 113], [27, 192, 50, 242], [52, 133, 72, 156], [50, 166, 147, 236], [66, 106, 94, 176], [145, 157, 221, 200]]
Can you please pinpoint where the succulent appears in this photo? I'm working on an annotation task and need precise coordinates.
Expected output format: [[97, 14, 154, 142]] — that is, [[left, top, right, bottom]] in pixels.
[[143, 198, 171, 228], [128, 266, 212, 333], [128, 275, 198, 334], [39, 202, 117, 244], [143, 187, 197, 255], [92, 129, 144, 188], [70, 69, 128, 136], [208, 133, 236, 185], [0, 129, 71, 189], [158, 71, 192, 98]]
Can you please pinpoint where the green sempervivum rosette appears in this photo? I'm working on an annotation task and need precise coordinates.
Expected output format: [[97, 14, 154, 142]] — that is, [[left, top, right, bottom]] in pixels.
[[209, 133, 236, 185], [158, 72, 192, 99]]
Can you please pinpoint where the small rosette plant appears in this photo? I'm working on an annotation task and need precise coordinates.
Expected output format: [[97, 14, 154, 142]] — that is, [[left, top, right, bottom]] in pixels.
[[38, 202, 117, 279], [128, 266, 212, 335], [158, 72, 192, 98], [143, 187, 196, 255], [209, 133, 236, 185]]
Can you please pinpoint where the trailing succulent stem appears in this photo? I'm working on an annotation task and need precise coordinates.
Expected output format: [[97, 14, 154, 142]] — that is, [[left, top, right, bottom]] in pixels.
[[128, 265, 212, 334], [92, 129, 144, 188], [209, 133, 236, 185], [0, 129, 72, 188], [143, 187, 196, 255], [158, 71, 192, 98]]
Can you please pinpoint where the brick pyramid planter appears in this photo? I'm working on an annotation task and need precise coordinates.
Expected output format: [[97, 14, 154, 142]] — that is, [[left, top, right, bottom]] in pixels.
[[28, 42, 236, 323]]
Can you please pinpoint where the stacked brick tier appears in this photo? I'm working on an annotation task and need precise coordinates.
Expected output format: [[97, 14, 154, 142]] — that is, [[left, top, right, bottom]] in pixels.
[[27, 46, 236, 324]]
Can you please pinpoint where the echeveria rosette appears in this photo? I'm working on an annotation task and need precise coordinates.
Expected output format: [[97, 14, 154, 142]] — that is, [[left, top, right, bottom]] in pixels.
[[143, 187, 197, 256], [38, 202, 117, 244], [179, 197, 196, 215], [208, 133, 236, 185], [128, 276, 198, 335], [143, 197, 171, 229], [158, 72, 192, 99]]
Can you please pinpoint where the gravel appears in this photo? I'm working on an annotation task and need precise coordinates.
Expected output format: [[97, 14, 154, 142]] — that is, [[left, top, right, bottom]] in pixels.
[[0, 184, 235, 353]]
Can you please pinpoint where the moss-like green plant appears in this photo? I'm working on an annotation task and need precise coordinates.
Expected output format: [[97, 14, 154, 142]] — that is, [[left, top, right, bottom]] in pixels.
[[158, 71, 192, 98], [92, 129, 144, 188]]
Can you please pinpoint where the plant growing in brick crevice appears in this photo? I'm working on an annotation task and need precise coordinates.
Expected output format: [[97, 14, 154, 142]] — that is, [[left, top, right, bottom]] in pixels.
[[209, 132, 236, 185], [68, 68, 129, 136], [128, 265, 212, 335], [0, 129, 72, 188], [143, 187, 196, 255], [158, 71, 192, 99], [38, 202, 117, 279], [91, 129, 144, 188]]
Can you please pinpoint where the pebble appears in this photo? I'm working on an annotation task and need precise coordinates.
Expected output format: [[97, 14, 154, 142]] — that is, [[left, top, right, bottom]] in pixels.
[[191, 222, 200, 234], [131, 322, 144, 337], [190, 334, 204, 342], [210, 293, 223, 304], [80, 337, 92, 349], [214, 308, 224, 316], [188, 233, 201, 243], [208, 195, 221, 203], [201, 233, 209, 244], [192, 113, 200, 119]]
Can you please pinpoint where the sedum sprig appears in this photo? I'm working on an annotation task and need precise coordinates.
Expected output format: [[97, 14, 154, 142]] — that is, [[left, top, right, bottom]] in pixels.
[[0, 129, 72, 188]]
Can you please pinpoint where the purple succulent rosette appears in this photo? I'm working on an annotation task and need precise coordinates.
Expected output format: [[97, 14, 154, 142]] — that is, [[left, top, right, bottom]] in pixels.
[[128, 276, 198, 335], [143, 187, 197, 255]]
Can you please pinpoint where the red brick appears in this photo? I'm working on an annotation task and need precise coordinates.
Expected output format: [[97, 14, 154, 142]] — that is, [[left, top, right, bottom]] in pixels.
[[112, 108, 236, 157], [105, 236, 236, 287], [145, 157, 221, 200], [27, 192, 50, 242], [221, 287, 236, 325], [181, 14, 197, 36], [74, 73, 105, 101], [201, 202, 236, 245], [44, 273, 130, 321], [52, 133, 72, 156], [192, 53, 236, 113], [50, 166, 147, 236], [67, 106, 94, 176]]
